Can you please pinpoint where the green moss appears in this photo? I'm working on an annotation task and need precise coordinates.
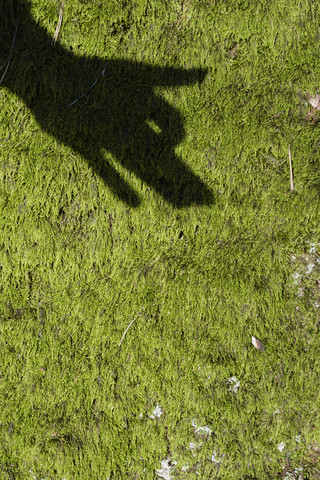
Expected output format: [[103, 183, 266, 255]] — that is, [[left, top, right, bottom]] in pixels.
[[0, 0, 320, 479]]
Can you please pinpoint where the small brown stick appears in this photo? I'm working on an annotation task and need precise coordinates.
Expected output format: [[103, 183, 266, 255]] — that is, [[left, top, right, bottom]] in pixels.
[[288, 144, 294, 191], [52, 2, 65, 46], [119, 314, 140, 347], [271, 110, 285, 119], [0, 21, 19, 86], [68, 62, 107, 107]]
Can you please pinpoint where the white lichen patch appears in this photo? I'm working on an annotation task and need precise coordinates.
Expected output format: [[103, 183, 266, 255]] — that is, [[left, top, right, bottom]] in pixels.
[[191, 418, 213, 435], [210, 450, 226, 463], [155, 458, 177, 480], [149, 404, 163, 419], [227, 376, 240, 393], [306, 262, 315, 275]]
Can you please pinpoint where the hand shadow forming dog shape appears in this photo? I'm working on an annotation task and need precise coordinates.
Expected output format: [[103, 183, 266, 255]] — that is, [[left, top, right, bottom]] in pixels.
[[1, 0, 214, 208]]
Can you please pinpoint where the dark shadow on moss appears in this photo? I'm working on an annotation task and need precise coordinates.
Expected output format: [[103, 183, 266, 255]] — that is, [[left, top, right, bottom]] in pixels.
[[0, 0, 214, 208]]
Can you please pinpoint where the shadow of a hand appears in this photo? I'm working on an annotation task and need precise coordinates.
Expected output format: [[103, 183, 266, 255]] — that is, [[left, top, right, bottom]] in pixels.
[[1, 0, 214, 208]]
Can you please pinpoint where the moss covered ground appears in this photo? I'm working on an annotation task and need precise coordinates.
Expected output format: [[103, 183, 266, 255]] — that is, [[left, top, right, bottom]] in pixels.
[[1, 0, 320, 478]]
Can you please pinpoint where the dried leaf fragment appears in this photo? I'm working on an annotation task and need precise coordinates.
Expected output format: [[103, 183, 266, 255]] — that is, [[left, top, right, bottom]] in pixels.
[[252, 336, 265, 351], [308, 93, 320, 110], [228, 43, 239, 59]]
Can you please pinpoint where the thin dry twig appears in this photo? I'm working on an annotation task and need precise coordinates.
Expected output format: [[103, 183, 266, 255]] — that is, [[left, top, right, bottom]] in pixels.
[[0, 21, 19, 86], [271, 110, 285, 119], [68, 63, 107, 107], [288, 144, 294, 191], [52, 2, 65, 46], [119, 314, 140, 347]]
